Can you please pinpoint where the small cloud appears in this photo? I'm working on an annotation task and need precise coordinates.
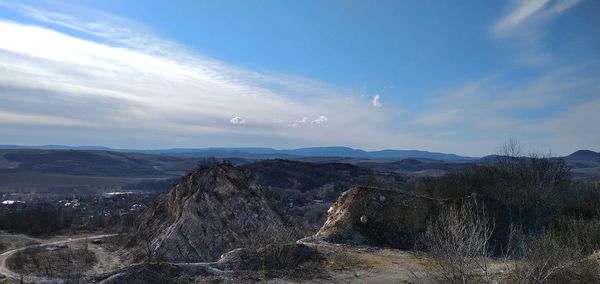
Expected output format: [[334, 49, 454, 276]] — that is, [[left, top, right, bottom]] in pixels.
[[311, 115, 328, 124], [372, 94, 382, 107], [291, 117, 308, 127], [229, 116, 246, 124]]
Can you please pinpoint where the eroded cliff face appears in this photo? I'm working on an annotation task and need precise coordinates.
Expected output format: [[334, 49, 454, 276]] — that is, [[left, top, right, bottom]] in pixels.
[[312, 187, 443, 249], [136, 162, 287, 262]]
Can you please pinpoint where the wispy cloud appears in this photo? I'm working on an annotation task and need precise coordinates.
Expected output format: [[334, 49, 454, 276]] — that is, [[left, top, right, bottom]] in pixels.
[[0, 1, 596, 156], [494, 0, 550, 33], [408, 65, 600, 154], [492, 0, 583, 65], [0, 3, 391, 149], [310, 116, 328, 125], [0, 110, 95, 127], [493, 0, 580, 34]]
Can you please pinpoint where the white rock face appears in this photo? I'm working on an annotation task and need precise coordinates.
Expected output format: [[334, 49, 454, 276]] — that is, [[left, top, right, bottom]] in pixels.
[[136, 163, 287, 262]]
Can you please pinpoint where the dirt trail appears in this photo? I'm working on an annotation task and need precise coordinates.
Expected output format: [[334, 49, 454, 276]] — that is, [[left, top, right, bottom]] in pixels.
[[0, 234, 117, 283]]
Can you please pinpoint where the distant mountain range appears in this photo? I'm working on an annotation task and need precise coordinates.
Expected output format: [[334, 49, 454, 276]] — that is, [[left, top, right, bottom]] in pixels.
[[0, 146, 598, 194], [1, 145, 598, 162], [0, 145, 477, 161]]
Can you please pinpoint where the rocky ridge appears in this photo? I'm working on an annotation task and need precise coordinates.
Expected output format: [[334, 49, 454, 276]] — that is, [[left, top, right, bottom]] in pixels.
[[133, 162, 288, 262]]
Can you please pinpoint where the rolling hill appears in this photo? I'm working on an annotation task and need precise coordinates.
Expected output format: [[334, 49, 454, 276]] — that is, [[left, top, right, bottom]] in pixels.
[[0, 145, 475, 160]]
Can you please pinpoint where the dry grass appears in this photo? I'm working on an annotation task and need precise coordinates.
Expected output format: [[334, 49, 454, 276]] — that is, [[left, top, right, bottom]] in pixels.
[[322, 252, 362, 271]]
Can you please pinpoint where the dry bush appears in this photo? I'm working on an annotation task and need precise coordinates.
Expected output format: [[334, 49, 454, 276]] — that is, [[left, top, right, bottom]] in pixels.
[[424, 198, 494, 283], [562, 181, 600, 219], [7, 245, 96, 280], [505, 218, 600, 284], [414, 139, 573, 257]]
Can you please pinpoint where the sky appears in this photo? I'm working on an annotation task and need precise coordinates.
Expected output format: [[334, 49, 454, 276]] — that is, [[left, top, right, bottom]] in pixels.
[[0, 0, 598, 156]]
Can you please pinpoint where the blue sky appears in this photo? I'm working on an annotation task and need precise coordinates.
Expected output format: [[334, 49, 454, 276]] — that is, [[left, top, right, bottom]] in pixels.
[[0, 0, 598, 156]]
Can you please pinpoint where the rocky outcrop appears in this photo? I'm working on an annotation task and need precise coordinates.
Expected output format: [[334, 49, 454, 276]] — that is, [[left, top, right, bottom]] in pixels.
[[310, 187, 443, 249], [134, 162, 288, 262]]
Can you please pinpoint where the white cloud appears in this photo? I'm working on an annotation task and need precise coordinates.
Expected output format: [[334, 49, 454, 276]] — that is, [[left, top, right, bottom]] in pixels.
[[0, 110, 94, 127], [290, 117, 308, 128], [494, 0, 550, 33], [408, 66, 600, 155], [0, 1, 595, 156], [372, 94, 382, 107], [229, 116, 246, 124], [310, 116, 328, 124], [493, 0, 580, 34], [0, 4, 396, 150], [492, 0, 582, 65]]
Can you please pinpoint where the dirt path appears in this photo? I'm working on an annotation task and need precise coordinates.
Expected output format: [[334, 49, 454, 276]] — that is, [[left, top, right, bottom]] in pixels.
[[0, 234, 117, 283]]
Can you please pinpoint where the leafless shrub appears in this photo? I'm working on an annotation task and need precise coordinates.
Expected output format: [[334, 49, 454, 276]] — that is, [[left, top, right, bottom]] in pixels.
[[7, 245, 95, 281], [506, 218, 600, 284], [505, 234, 600, 283], [257, 223, 297, 255], [255, 223, 322, 278], [492, 140, 571, 231], [563, 181, 600, 219], [425, 198, 494, 283]]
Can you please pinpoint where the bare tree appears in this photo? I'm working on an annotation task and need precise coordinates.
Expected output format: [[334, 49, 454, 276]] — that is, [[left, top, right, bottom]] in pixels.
[[493, 139, 570, 231], [498, 137, 523, 160], [425, 198, 494, 283]]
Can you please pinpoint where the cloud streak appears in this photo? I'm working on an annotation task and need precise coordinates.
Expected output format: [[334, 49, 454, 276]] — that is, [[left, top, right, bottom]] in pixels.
[[407, 66, 600, 154], [493, 0, 580, 34], [310, 116, 328, 125], [492, 0, 582, 65], [0, 4, 390, 149]]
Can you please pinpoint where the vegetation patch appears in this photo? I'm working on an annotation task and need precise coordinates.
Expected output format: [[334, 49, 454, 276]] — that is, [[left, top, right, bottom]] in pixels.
[[0, 233, 40, 254], [7, 243, 97, 279]]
